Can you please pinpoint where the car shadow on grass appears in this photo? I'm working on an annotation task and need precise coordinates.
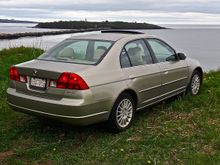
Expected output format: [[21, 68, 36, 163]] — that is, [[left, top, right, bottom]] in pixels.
[[17, 93, 183, 137]]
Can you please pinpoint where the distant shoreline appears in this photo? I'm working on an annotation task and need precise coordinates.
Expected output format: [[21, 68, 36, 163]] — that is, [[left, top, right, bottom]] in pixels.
[[0, 19, 37, 24]]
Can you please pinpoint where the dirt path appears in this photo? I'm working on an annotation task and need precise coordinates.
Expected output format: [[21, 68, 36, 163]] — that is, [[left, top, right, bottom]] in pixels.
[[0, 151, 14, 165]]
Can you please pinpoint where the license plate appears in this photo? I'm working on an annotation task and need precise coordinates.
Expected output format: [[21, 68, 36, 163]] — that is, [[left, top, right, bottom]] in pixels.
[[30, 77, 46, 89]]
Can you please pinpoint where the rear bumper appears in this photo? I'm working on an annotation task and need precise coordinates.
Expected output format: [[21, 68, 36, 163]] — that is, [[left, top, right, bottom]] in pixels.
[[7, 88, 111, 125]]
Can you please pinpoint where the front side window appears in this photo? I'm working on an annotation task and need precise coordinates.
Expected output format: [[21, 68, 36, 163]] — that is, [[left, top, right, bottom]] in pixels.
[[120, 39, 153, 68], [147, 39, 176, 62], [38, 40, 113, 65]]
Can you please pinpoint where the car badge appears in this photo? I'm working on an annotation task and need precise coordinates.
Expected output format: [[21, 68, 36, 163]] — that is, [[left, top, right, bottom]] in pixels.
[[33, 70, 38, 76]]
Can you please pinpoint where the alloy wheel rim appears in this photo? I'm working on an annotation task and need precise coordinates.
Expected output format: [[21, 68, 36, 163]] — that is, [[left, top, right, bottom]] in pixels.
[[191, 74, 200, 95], [116, 99, 133, 128]]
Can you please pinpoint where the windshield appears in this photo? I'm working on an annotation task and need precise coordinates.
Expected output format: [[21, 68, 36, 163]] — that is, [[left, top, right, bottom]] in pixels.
[[38, 39, 113, 65]]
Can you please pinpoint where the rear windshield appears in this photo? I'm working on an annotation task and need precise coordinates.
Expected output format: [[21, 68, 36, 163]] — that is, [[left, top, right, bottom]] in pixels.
[[38, 39, 113, 65]]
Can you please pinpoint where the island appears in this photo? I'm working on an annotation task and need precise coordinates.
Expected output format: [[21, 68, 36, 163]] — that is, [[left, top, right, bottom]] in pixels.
[[36, 20, 165, 30], [0, 20, 165, 40]]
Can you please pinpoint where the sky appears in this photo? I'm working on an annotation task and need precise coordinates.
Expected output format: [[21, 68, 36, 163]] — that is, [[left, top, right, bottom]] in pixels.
[[0, 0, 220, 24]]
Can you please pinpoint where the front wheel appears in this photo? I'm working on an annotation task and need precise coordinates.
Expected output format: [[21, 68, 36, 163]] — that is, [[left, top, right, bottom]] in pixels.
[[107, 93, 135, 132], [188, 71, 202, 95]]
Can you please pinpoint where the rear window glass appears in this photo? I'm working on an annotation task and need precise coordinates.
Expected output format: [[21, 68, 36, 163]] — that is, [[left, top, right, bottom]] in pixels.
[[38, 40, 113, 65]]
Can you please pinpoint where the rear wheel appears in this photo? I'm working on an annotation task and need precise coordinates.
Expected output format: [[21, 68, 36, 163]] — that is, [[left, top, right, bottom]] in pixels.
[[107, 93, 135, 132], [188, 71, 202, 95]]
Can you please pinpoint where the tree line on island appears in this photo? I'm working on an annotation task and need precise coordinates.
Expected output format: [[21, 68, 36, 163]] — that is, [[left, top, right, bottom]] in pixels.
[[36, 20, 165, 29]]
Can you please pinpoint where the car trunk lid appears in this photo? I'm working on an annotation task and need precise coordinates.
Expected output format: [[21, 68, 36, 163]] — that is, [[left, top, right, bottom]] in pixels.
[[16, 59, 92, 79], [13, 59, 93, 99]]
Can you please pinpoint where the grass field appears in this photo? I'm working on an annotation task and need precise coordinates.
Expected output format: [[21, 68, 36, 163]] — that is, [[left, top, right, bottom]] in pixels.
[[0, 47, 220, 165]]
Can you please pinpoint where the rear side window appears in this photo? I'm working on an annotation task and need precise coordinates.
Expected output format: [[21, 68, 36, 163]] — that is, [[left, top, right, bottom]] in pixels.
[[120, 49, 131, 68], [120, 39, 153, 68]]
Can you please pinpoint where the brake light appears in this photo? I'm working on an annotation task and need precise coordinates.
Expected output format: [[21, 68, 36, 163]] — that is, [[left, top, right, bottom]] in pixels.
[[10, 67, 19, 81], [9, 66, 27, 83], [56, 72, 69, 89], [54, 72, 89, 90]]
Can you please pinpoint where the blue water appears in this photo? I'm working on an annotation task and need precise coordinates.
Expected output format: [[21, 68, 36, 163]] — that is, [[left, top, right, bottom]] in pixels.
[[144, 29, 220, 71]]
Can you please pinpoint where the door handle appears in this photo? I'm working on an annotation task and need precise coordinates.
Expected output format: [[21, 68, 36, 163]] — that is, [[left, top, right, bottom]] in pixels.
[[164, 71, 169, 75], [129, 75, 136, 79]]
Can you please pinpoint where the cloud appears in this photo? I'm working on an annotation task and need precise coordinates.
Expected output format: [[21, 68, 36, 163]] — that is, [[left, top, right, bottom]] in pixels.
[[0, 0, 220, 23], [1, 9, 220, 24], [1, 0, 220, 13]]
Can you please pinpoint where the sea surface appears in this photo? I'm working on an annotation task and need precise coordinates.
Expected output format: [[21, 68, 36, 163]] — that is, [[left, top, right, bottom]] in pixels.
[[0, 23, 220, 71]]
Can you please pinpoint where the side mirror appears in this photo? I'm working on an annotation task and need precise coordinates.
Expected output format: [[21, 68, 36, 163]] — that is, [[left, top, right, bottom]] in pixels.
[[177, 53, 186, 60]]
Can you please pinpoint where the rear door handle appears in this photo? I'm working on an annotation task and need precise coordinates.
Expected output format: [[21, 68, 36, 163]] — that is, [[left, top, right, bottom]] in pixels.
[[129, 75, 136, 79], [164, 71, 169, 75]]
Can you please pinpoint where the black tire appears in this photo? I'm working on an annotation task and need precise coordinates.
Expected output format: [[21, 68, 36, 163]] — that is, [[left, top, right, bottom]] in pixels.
[[107, 93, 135, 133], [188, 70, 202, 96]]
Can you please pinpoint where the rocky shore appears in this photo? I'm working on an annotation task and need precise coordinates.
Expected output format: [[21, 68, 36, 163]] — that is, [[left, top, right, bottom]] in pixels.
[[0, 28, 108, 40]]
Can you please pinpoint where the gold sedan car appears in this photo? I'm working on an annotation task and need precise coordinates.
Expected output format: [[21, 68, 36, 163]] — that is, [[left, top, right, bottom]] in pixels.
[[7, 30, 203, 132]]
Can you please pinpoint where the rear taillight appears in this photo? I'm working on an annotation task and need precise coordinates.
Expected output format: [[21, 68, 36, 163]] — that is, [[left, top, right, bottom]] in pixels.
[[56, 72, 69, 89], [10, 67, 19, 81], [9, 66, 27, 83], [50, 72, 89, 90]]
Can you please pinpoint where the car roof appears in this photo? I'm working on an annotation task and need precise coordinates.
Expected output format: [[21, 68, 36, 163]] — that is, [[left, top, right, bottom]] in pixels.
[[68, 32, 150, 42]]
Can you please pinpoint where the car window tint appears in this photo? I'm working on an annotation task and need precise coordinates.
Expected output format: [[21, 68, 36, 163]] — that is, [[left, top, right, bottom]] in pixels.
[[65, 41, 88, 60], [124, 40, 153, 67], [38, 40, 113, 65], [120, 49, 131, 68], [147, 39, 175, 62], [94, 41, 112, 62]]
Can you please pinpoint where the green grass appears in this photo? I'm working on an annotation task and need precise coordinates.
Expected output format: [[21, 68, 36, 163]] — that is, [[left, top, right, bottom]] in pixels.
[[1, 47, 220, 165]]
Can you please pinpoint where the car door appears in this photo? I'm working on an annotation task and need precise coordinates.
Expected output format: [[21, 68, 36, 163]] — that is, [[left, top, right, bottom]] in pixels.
[[120, 39, 162, 109], [146, 38, 189, 97]]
